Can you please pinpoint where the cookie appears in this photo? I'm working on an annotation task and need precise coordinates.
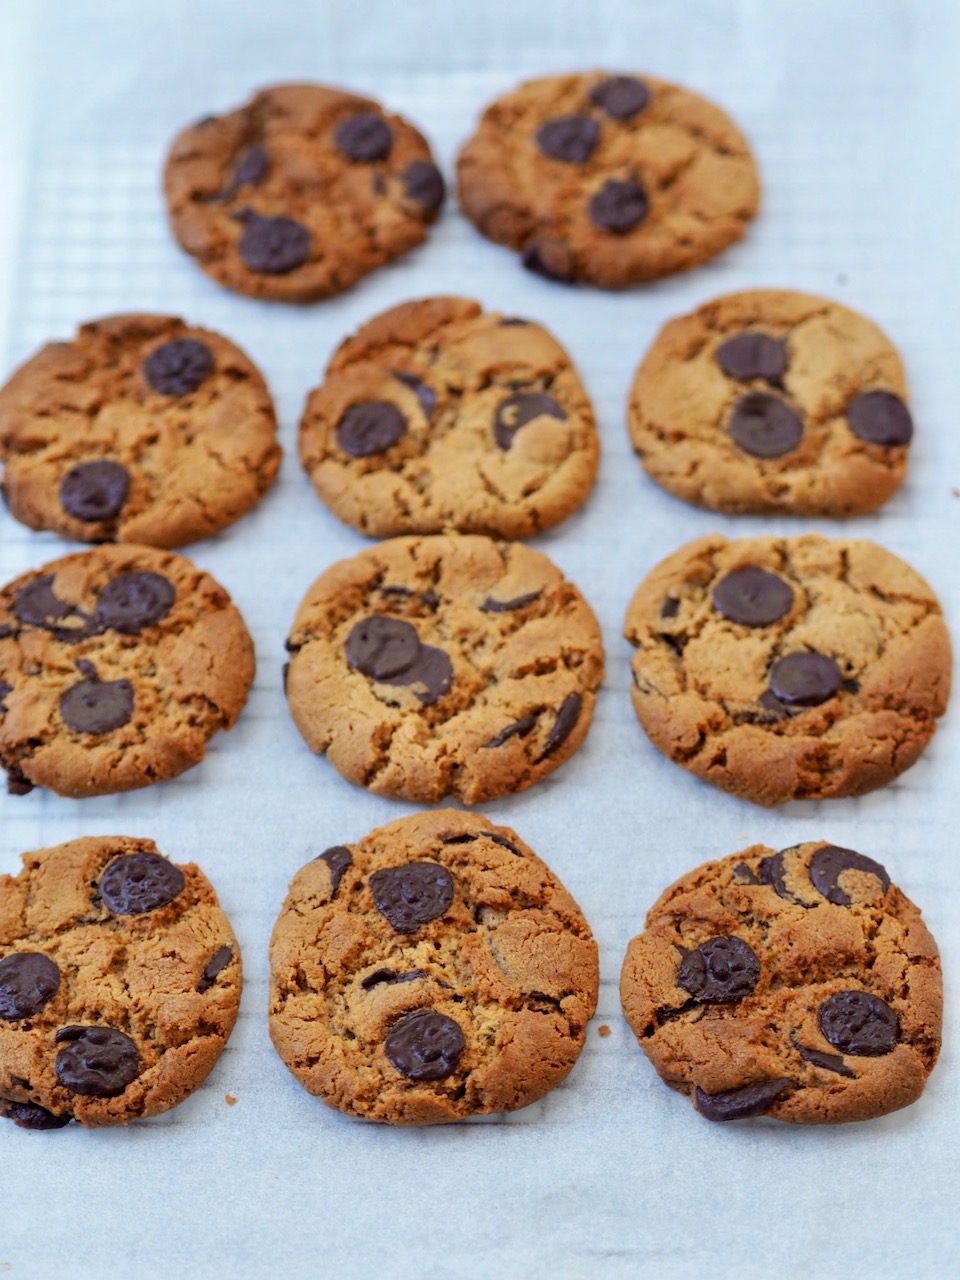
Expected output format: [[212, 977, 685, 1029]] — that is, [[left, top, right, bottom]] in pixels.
[[0, 544, 254, 797], [269, 809, 598, 1124], [0, 314, 281, 547], [164, 82, 445, 302], [623, 534, 951, 805], [0, 836, 241, 1129], [628, 290, 913, 515], [620, 841, 942, 1123], [284, 534, 604, 803], [456, 71, 758, 287], [298, 296, 599, 538]]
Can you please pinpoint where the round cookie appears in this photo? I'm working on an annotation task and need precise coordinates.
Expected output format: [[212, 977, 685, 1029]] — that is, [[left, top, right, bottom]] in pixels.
[[164, 82, 445, 302], [269, 809, 598, 1124], [299, 296, 599, 538], [456, 71, 758, 287], [0, 544, 254, 798], [0, 314, 281, 547], [623, 534, 951, 805], [620, 841, 942, 1123], [0, 836, 241, 1129], [628, 290, 914, 515], [284, 534, 604, 803]]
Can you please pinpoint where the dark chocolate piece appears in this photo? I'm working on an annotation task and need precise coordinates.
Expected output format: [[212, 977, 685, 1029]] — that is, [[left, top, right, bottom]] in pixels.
[[694, 1078, 791, 1121], [493, 391, 567, 450], [537, 692, 582, 760], [536, 115, 599, 164], [715, 332, 788, 383], [588, 76, 650, 119], [334, 113, 393, 162], [94, 571, 175, 634], [0, 1099, 71, 1130], [487, 832, 523, 856], [819, 990, 899, 1056], [0, 952, 61, 1020], [60, 461, 130, 522], [317, 846, 353, 897], [229, 143, 268, 190], [439, 833, 478, 845], [809, 845, 890, 906], [336, 400, 407, 456], [5, 766, 34, 796], [0, 681, 11, 712], [402, 160, 445, 212], [361, 968, 427, 990], [677, 935, 760, 1003], [196, 946, 233, 993], [384, 1008, 465, 1080], [370, 862, 455, 933], [768, 651, 842, 707], [59, 663, 134, 735], [346, 616, 420, 680], [729, 392, 804, 458], [791, 1035, 856, 1078], [712, 568, 794, 626], [481, 591, 542, 613], [99, 851, 185, 915], [392, 371, 437, 420], [846, 390, 913, 446], [588, 178, 649, 233], [660, 597, 680, 619], [389, 645, 453, 706], [54, 1026, 140, 1098], [483, 712, 539, 749], [521, 239, 575, 283], [143, 338, 214, 396], [759, 850, 792, 902], [236, 212, 310, 274]]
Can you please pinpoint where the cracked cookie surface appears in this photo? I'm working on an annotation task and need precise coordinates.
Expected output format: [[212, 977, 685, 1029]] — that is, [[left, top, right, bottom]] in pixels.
[[165, 82, 445, 302], [285, 534, 604, 803], [456, 71, 758, 287], [620, 841, 941, 1123], [270, 809, 598, 1124], [629, 290, 913, 515], [0, 544, 254, 797], [624, 534, 951, 805], [0, 835, 241, 1128], [299, 296, 599, 538], [0, 314, 281, 547]]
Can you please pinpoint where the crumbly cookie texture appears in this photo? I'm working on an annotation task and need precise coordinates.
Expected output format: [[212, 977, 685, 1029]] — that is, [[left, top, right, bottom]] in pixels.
[[629, 289, 913, 516], [270, 809, 598, 1124], [456, 71, 758, 287], [299, 295, 599, 538], [0, 836, 241, 1128], [623, 534, 951, 805], [0, 313, 281, 547], [285, 534, 604, 804], [620, 841, 942, 1123], [165, 82, 445, 302], [0, 544, 254, 798]]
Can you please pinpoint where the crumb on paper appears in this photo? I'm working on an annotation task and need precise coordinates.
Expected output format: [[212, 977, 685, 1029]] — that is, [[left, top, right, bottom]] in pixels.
[[598, 1024, 611, 1038], [225, 1094, 237, 1105]]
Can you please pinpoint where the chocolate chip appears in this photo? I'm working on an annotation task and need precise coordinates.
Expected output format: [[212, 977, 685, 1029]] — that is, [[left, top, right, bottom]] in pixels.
[[370, 862, 455, 933], [0, 952, 61, 1020], [392, 372, 436, 420], [483, 712, 539, 749], [481, 591, 542, 613], [677, 936, 760, 1003], [231, 143, 268, 190], [819, 990, 899, 1056], [439, 833, 478, 844], [808, 845, 890, 906], [588, 178, 649, 233], [791, 1035, 855, 1078], [588, 76, 650, 119], [99, 851, 185, 915], [336, 401, 407, 456], [769, 651, 842, 707], [847, 390, 913, 446], [237, 212, 310, 274], [0, 1099, 71, 1130], [346, 616, 420, 680], [759, 850, 792, 902], [13, 575, 86, 633], [402, 160, 445, 212], [488, 832, 523, 856], [536, 114, 599, 164], [419, 588, 440, 610], [334, 113, 393, 162], [59, 663, 134, 735], [5, 766, 33, 796], [712, 568, 794, 627], [499, 317, 529, 327], [55, 1026, 140, 1097], [715, 333, 788, 383], [196, 946, 233, 993], [143, 338, 214, 396], [522, 239, 575, 283], [390, 645, 453, 706], [361, 968, 427, 990], [317, 846, 352, 897], [0, 681, 11, 712], [59, 461, 130, 522], [94, 571, 175, 634], [694, 1078, 792, 1122], [734, 862, 761, 885], [660, 597, 680, 619], [729, 392, 804, 458], [493, 391, 567, 450], [538, 693, 582, 761], [384, 1008, 465, 1080]]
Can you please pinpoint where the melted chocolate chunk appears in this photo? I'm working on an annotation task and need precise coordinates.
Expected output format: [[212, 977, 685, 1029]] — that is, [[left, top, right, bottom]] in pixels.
[[769, 651, 842, 707], [791, 1035, 855, 1078], [819, 990, 899, 1056], [99, 851, 185, 916], [60, 461, 130, 522], [712, 567, 794, 626], [677, 935, 760, 1003], [481, 591, 542, 613], [483, 711, 539, 749], [5, 766, 34, 796], [660, 597, 680, 619], [55, 1026, 140, 1097], [334, 113, 393, 162], [588, 75, 650, 119], [392, 371, 437, 420], [196, 946, 233, 993], [361, 968, 427, 990], [521, 239, 575, 283], [346, 616, 420, 680], [402, 160, 445, 212], [0, 1099, 71, 1130], [536, 114, 600, 163], [759, 850, 792, 902], [809, 845, 890, 906], [694, 1078, 792, 1122], [537, 693, 582, 761], [847, 390, 913, 446], [729, 392, 804, 458], [733, 862, 761, 884], [715, 332, 788, 383], [229, 143, 268, 191], [336, 400, 407, 456], [488, 832, 523, 856], [370, 862, 455, 933], [494, 390, 567, 451], [384, 1008, 465, 1081], [439, 833, 478, 845], [317, 846, 353, 897], [143, 338, 214, 396], [390, 645, 453, 706], [13, 575, 78, 629], [236, 212, 310, 274], [0, 681, 11, 712], [0, 952, 61, 1020], [94, 571, 175, 634], [588, 178, 649, 233], [59, 663, 134, 735]]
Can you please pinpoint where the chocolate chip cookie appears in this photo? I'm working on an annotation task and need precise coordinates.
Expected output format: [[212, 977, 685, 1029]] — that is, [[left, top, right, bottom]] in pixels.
[[0, 544, 254, 797], [284, 535, 604, 803], [620, 841, 942, 1123], [456, 71, 758, 287], [628, 290, 913, 515], [299, 296, 599, 538], [0, 836, 241, 1129], [165, 82, 445, 302], [624, 534, 951, 805], [270, 809, 598, 1124], [0, 314, 281, 547]]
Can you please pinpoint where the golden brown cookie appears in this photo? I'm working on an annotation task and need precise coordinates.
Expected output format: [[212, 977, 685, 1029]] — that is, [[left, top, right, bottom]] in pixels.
[[0, 314, 281, 547], [620, 841, 942, 1123], [164, 82, 445, 302], [623, 534, 951, 805], [284, 535, 604, 803], [0, 544, 254, 798], [298, 296, 599, 538], [0, 836, 241, 1129], [628, 290, 913, 515], [269, 809, 598, 1124], [456, 71, 758, 287]]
